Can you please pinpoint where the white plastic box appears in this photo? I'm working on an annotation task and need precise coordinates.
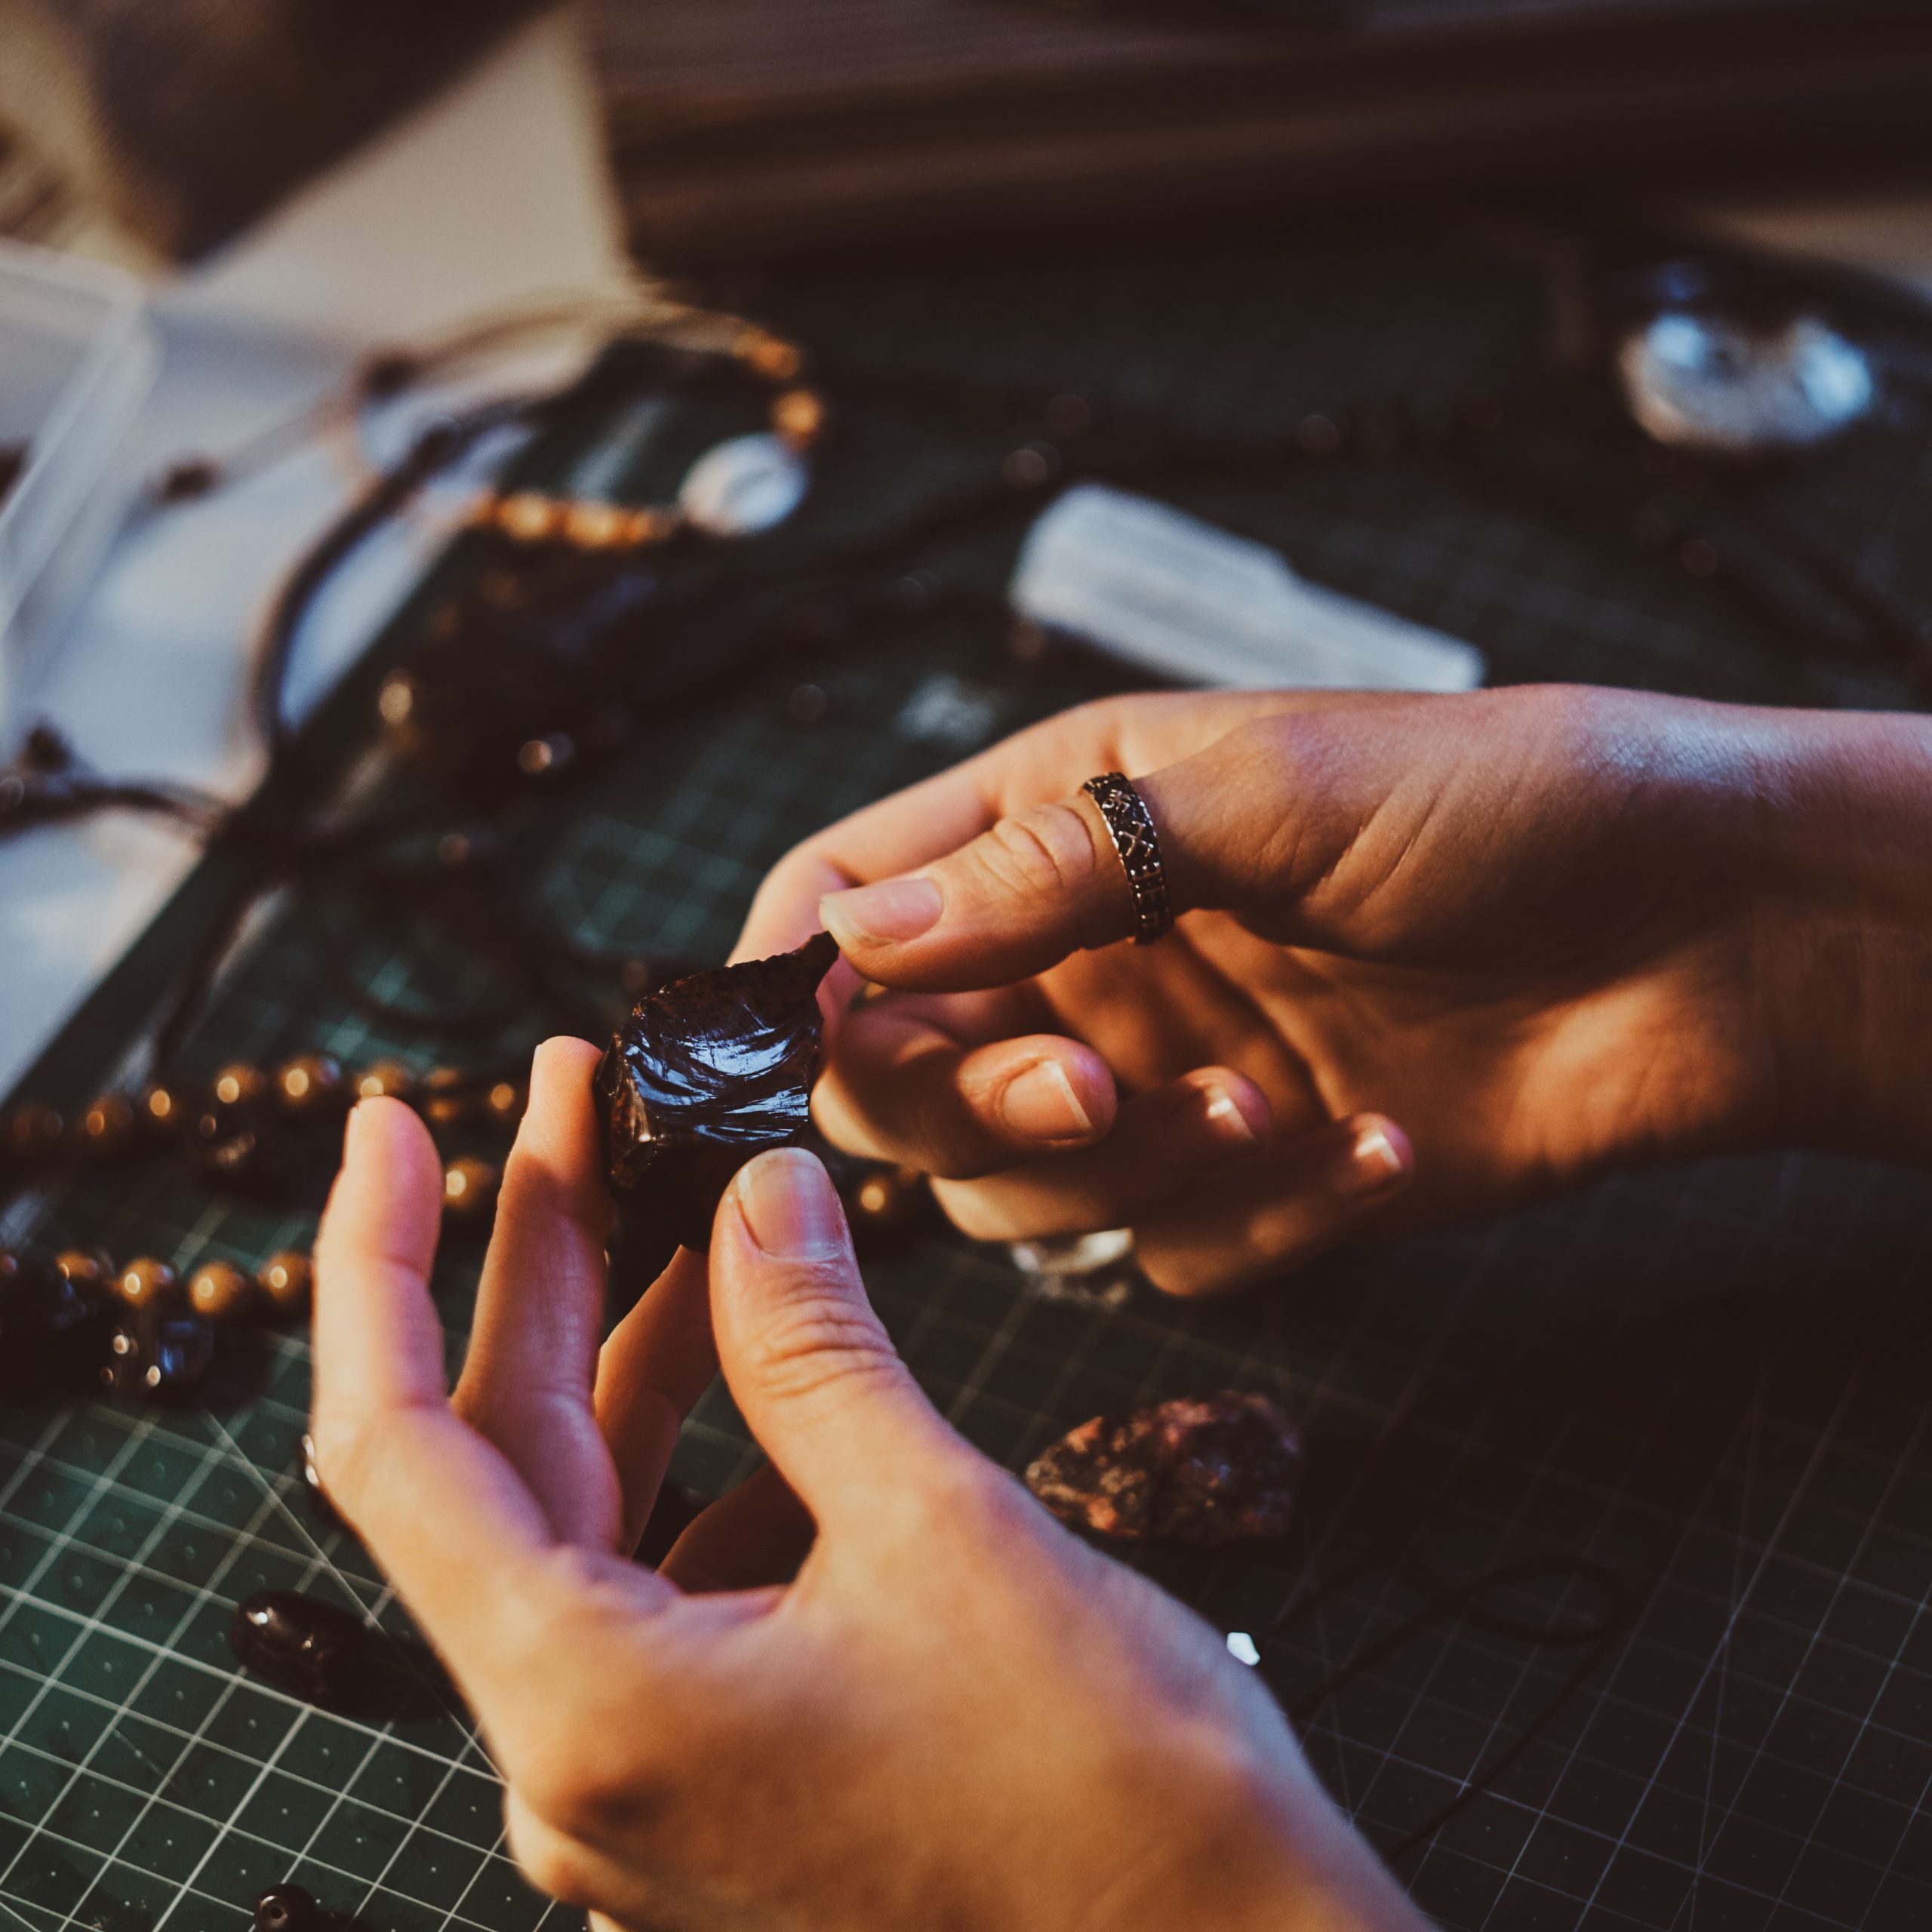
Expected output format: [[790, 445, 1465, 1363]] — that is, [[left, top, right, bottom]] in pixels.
[[0, 239, 157, 724]]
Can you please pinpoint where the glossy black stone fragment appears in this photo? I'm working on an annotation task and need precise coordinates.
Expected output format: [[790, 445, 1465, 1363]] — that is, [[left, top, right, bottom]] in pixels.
[[229, 1589, 371, 1706], [0, 1257, 112, 1400], [100, 1302, 215, 1402], [596, 931, 839, 1249], [1025, 1392, 1302, 1547]]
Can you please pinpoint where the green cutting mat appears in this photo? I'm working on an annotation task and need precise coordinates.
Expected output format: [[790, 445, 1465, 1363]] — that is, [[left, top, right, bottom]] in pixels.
[[6, 214, 1932, 1932]]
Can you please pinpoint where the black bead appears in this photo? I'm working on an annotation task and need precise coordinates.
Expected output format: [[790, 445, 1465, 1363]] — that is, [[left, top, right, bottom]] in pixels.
[[0, 1255, 112, 1400], [100, 1303, 214, 1401], [229, 1590, 370, 1707], [253, 1883, 323, 1932]]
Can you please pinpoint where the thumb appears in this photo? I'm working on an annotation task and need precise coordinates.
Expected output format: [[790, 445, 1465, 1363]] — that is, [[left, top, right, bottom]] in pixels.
[[709, 1149, 964, 1530], [816, 725, 1300, 992]]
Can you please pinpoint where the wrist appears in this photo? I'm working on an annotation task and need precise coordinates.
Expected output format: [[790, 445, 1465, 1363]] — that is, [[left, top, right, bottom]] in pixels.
[[1748, 707, 1932, 1163]]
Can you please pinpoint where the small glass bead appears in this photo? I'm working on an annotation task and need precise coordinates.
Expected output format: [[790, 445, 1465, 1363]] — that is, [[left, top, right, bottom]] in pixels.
[[354, 1060, 418, 1103], [442, 1156, 499, 1217], [115, 1257, 178, 1310], [274, 1055, 344, 1117], [423, 1069, 470, 1126], [54, 1248, 113, 1287], [256, 1251, 313, 1318], [76, 1094, 137, 1157], [188, 1260, 255, 1323], [212, 1064, 268, 1109]]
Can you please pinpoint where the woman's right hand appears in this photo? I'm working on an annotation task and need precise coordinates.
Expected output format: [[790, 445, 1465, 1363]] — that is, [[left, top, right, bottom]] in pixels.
[[740, 685, 1932, 1294]]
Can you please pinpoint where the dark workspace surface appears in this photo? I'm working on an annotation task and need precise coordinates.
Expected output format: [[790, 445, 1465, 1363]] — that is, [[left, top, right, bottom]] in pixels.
[[4, 214, 1932, 1932]]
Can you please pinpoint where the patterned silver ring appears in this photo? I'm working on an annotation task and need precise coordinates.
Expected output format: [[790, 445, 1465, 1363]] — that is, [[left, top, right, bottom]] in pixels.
[[1081, 771, 1174, 945]]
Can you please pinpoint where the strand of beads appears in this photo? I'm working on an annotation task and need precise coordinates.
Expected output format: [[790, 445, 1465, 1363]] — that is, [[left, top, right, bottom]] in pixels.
[[2, 1054, 521, 1216]]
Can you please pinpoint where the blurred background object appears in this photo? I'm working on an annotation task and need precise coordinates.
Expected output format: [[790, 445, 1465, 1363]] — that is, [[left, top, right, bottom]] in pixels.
[[586, 0, 1932, 265], [0, 0, 540, 263]]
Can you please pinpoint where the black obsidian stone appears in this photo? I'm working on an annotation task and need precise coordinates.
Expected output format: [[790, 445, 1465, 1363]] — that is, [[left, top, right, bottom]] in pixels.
[[0, 1257, 112, 1400], [100, 1303, 215, 1402], [230, 1590, 370, 1707], [595, 932, 839, 1250]]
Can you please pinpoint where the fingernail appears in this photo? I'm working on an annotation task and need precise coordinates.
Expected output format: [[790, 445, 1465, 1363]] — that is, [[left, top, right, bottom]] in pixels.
[[999, 1058, 1095, 1142], [1190, 1078, 1261, 1154], [1334, 1119, 1411, 1199], [735, 1149, 848, 1260], [820, 876, 943, 948]]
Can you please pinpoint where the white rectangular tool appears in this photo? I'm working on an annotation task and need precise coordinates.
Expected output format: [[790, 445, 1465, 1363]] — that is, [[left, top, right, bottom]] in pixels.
[[1011, 483, 1484, 693]]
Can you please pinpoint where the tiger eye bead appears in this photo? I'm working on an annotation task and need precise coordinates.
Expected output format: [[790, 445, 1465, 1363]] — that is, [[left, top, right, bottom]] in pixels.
[[423, 1068, 470, 1127], [353, 1060, 417, 1103], [496, 491, 561, 543], [255, 1251, 313, 1318], [188, 1260, 255, 1323], [54, 1249, 113, 1289], [848, 1164, 927, 1249], [140, 1083, 189, 1137], [7, 1104, 65, 1164], [212, 1064, 268, 1109], [115, 1257, 178, 1311], [441, 1156, 499, 1218], [771, 388, 827, 448], [274, 1055, 344, 1117], [482, 1080, 523, 1126], [76, 1094, 137, 1158]]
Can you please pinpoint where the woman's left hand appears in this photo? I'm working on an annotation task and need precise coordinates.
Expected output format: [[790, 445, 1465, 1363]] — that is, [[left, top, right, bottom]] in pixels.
[[309, 1039, 1423, 1932]]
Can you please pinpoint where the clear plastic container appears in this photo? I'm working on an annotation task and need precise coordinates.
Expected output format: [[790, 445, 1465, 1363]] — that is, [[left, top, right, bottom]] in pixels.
[[0, 240, 157, 723]]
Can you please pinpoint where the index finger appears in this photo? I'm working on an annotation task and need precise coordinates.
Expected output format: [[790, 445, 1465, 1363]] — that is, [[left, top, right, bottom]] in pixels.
[[731, 690, 1278, 966], [312, 1100, 672, 1714]]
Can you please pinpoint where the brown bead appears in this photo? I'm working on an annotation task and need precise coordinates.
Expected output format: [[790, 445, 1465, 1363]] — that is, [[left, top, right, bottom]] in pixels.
[[442, 1156, 499, 1218], [187, 1260, 255, 1323], [7, 1104, 65, 1163], [115, 1257, 178, 1311], [140, 1084, 189, 1136], [850, 1164, 926, 1243], [619, 506, 681, 546], [483, 1080, 524, 1126], [496, 491, 561, 543], [212, 1064, 268, 1109], [561, 500, 631, 549], [54, 1248, 113, 1288], [274, 1055, 344, 1117], [255, 1251, 313, 1318], [76, 1094, 137, 1157], [423, 1068, 470, 1126], [354, 1059, 418, 1103], [771, 388, 826, 448], [737, 327, 804, 381]]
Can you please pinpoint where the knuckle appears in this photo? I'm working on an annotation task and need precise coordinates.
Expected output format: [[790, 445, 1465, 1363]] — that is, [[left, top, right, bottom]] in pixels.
[[971, 802, 1100, 905], [740, 1284, 902, 1407]]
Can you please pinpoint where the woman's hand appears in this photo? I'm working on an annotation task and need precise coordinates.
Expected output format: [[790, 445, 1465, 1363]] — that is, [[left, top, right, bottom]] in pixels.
[[740, 685, 1932, 1294], [311, 1048, 1423, 1932]]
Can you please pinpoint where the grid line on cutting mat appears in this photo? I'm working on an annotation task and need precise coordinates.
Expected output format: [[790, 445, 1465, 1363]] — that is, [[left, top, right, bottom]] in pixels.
[[6, 217, 1932, 1932]]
